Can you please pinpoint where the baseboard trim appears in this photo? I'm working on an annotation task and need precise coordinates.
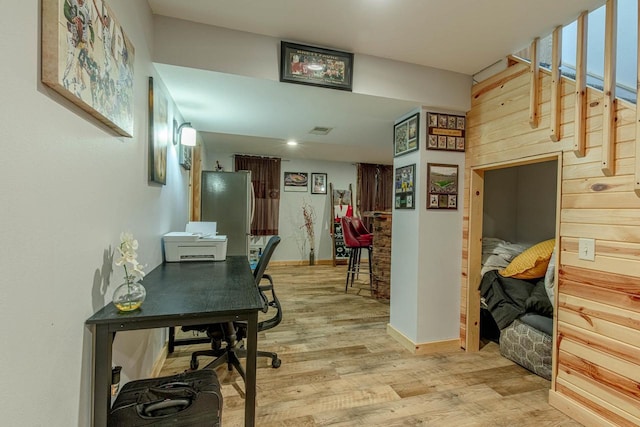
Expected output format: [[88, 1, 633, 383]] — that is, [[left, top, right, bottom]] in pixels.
[[386, 324, 461, 355], [150, 343, 169, 378], [548, 390, 617, 427], [270, 259, 335, 267]]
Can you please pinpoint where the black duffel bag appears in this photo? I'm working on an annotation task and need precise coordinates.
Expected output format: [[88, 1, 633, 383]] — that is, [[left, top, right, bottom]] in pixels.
[[108, 369, 222, 426]]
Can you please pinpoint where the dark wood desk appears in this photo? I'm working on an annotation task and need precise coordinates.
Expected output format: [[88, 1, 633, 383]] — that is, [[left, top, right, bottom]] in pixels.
[[86, 257, 263, 427]]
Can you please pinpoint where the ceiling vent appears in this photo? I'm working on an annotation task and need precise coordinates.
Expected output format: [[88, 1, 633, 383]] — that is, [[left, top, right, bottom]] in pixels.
[[308, 126, 333, 135]]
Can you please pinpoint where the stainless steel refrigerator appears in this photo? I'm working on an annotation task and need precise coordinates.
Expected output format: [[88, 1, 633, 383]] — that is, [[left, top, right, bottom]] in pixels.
[[201, 171, 254, 257]]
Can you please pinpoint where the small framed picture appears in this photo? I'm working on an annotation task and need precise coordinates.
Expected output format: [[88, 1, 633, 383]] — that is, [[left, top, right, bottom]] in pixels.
[[426, 111, 466, 152], [284, 172, 308, 192], [394, 164, 415, 209], [428, 113, 438, 127], [394, 113, 419, 157], [311, 173, 327, 194], [438, 114, 448, 128], [427, 163, 459, 210]]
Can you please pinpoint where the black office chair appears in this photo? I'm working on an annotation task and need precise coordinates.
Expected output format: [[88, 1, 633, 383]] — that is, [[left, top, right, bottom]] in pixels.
[[185, 235, 282, 381]]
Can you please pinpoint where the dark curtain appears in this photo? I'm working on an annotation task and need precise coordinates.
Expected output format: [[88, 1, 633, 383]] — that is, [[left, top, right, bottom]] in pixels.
[[357, 163, 393, 230], [235, 155, 281, 236]]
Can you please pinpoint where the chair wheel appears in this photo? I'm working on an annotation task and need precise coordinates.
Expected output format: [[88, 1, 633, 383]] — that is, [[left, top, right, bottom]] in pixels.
[[190, 358, 199, 370], [272, 358, 281, 368]]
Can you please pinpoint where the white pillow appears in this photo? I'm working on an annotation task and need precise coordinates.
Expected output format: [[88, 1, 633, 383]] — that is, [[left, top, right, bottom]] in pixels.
[[544, 250, 556, 307], [482, 254, 511, 269]]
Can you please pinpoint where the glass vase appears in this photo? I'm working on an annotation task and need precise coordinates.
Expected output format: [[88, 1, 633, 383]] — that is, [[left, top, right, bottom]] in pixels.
[[309, 248, 315, 266], [113, 277, 146, 312]]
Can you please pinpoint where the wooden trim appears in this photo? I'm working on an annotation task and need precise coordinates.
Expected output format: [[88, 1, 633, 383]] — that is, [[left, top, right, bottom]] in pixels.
[[636, 1, 640, 196], [465, 169, 484, 352], [269, 259, 335, 267], [529, 37, 540, 128], [414, 339, 461, 355], [386, 324, 416, 353], [551, 153, 563, 391], [550, 26, 562, 142], [471, 152, 562, 171], [602, 0, 618, 176], [386, 324, 461, 355], [574, 11, 588, 157], [471, 61, 529, 100], [463, 153, 561, 353]]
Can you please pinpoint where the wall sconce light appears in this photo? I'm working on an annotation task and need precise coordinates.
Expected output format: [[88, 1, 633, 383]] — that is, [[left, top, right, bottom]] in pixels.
[[174, 122, 197, 146]]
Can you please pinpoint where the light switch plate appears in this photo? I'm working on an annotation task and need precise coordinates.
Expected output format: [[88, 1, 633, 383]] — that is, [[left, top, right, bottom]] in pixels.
[[578, 238, 595, 261]]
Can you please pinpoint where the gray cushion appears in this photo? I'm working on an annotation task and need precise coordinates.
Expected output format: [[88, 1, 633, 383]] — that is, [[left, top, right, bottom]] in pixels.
[[500, 319, 552, 380], [519, 312, 553, 336]]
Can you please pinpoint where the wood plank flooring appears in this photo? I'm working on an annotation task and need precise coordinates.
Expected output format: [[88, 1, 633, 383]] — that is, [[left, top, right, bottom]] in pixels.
[[159, 264, 580, 426]]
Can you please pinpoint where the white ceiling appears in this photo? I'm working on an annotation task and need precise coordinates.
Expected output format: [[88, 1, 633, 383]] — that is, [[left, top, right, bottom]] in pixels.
[[147, 0, 605, 165]]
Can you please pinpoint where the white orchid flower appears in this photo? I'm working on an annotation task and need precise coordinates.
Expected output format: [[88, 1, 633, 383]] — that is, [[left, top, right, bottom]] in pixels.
[[115, 232, 146, 281]]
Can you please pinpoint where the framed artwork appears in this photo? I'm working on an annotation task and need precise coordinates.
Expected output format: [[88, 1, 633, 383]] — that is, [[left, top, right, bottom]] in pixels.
[[427, 163, 459, 210], [311, 173, 328, 194], [41, 0, 135, 137], [426, 112, 466, 152], [280, 41, 354, 91], [394, 113, 419, 157], [284, 172, 309, 192], [148, 77, 169, 184], [394, 164, 415, 209]]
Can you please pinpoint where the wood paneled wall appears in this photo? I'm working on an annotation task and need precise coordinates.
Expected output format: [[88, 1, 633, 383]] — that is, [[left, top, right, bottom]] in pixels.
[[462, 57, 640, 426]]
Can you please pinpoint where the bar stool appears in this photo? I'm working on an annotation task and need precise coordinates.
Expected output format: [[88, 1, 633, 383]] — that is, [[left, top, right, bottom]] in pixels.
[[341, 216, 373, 292], [351, 217, 373, 241]]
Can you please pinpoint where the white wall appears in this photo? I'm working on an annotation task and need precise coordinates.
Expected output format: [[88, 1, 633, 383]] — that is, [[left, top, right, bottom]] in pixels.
[[204, 152, 357, 262], [153, 16, 472, 110], [0, 6, 474, 424], [390, 108, 465, 344], [516, 161, 557, 244], [483, 168, 518, 242], [483, 161, 557, 245], [0, 2, 189, 425]]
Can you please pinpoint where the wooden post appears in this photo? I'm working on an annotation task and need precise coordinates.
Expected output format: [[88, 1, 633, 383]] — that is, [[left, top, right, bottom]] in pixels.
[[574, 11, 588, 157], [529, 38, 540, 128], [550, 26, 562, 142], [602, 0, 617, 176], [636, 3, 640, 196], [190, 144, 202, 221], [465, 169, 484, 352]]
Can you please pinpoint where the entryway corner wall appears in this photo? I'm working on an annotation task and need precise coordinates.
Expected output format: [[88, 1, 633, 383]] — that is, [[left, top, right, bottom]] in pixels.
[[389, 107, 466, 350]]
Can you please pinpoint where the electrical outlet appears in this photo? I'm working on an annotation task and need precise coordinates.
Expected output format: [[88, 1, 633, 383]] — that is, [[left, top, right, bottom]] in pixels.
[[578, 238, 595, 261]]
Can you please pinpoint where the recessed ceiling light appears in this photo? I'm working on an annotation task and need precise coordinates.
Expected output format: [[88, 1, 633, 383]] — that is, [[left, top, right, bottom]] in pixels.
[[287, 140, 298, 146]]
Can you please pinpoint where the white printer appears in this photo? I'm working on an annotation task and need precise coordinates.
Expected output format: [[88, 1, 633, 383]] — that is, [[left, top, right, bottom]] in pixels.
[[163, 222, 228, 262]]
